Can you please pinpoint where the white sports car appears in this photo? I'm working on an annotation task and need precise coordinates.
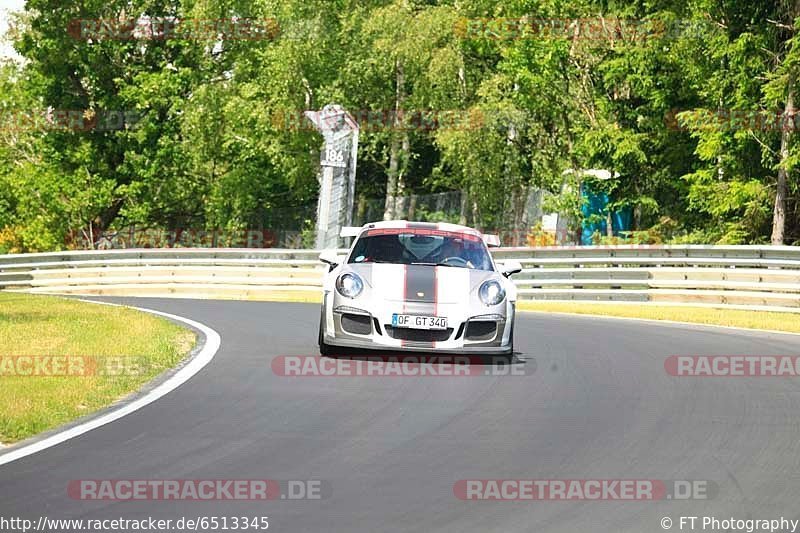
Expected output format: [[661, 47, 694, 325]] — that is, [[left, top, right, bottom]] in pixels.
[[318, 221, 522, 355]]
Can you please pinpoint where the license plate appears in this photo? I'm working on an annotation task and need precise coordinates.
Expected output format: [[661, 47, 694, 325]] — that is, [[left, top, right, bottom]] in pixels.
[[392, 314, 448, 330]]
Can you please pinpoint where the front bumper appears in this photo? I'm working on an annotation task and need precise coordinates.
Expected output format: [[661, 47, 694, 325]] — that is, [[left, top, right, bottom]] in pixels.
[[321, 292, 514, 354]]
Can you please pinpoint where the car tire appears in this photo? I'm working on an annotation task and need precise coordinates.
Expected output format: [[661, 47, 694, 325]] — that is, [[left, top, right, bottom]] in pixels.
[[509, 320, 515, 355], [318, 305, 336, 357], [496, 321, 515, 364]]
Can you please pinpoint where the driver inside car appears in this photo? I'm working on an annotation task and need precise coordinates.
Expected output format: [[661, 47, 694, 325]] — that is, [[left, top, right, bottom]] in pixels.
[[363, 235, 405, 263], [427, 238, 473, 268]]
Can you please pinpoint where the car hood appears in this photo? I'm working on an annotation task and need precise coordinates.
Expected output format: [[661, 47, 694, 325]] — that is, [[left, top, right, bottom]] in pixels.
[[345, 262, 497, 304]]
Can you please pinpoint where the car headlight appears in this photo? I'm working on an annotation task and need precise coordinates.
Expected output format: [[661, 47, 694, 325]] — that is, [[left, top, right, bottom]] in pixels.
[[479, 279, 505, 306], [336, 272, 364, 298]]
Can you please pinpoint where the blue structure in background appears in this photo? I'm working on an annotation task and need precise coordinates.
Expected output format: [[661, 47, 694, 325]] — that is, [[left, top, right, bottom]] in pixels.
[[580, 182, 632, 245]]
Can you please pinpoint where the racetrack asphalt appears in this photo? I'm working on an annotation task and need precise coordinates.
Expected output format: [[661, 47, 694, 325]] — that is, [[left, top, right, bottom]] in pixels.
[[2, 297, 800, 532]]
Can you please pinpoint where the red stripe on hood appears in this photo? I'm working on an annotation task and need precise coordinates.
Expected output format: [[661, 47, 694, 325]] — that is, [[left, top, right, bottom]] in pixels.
[[400, 220, 408, 348], [401, 264, 407, 348]]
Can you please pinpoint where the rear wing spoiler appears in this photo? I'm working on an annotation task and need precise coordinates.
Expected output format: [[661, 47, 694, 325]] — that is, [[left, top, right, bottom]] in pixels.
[[341, 225, 499, 245], [340, 226, 363, 238], [482, 234, 501, 247]]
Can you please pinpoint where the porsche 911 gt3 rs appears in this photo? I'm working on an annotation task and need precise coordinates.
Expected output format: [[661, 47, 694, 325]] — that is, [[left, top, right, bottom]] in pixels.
[[317, 221, 522, 355]]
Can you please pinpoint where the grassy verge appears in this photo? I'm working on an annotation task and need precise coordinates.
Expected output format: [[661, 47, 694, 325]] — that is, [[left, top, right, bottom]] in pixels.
[[0, 293, 195, 444], [516, 301, 800, 334]]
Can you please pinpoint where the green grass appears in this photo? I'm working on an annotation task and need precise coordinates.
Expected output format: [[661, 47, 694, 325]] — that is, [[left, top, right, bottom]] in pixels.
[[0, 293, 195, 444], [516, 301, 800, 334]]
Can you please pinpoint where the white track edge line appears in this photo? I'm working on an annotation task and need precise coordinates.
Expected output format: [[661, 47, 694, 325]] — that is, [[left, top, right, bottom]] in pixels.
[[0, 300, 221, 467]]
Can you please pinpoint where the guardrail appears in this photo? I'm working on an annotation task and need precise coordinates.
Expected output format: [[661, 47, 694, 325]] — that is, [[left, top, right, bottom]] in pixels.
[[1, 246, 799, 311]]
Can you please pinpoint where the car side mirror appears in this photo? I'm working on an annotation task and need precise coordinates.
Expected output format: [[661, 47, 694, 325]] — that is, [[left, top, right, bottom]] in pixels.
[[499, 259, 522, 278], [319, 250, 345, 268]]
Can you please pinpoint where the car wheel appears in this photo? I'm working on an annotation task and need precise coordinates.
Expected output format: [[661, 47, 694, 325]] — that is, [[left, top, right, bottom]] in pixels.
[[496, 321, 515, 364], [509, 320, 515, 355], [318, 305, 336, 357]]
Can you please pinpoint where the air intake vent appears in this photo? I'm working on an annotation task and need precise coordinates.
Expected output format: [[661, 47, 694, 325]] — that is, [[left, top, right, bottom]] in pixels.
[[384, 326, 453, 343], [341, 313, 372, 335], [465, 321, 496, 341]]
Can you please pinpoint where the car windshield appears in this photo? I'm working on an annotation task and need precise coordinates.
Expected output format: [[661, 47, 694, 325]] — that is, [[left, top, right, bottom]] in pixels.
[[348, 229, 494, 271]]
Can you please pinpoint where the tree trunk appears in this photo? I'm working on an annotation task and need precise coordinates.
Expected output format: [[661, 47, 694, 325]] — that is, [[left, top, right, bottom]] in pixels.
[[383, 59, 405, 220], [772, 83, 794, 245], [558, 65, 582, 245], [406, 194, 417, 221], [505, 104, 523, 245], [394, 131, 410, 218], [355, 194, 367, 226], [383, 139, 399, 220], [511, 187, 520, 246]]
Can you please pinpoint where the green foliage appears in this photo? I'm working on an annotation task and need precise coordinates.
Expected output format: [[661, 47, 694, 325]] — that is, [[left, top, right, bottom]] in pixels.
[[0, 0, 798, 250]]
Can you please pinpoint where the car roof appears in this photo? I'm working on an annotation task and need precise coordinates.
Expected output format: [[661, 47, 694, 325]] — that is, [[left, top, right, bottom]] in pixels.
[[358, 220, 483, 237]]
